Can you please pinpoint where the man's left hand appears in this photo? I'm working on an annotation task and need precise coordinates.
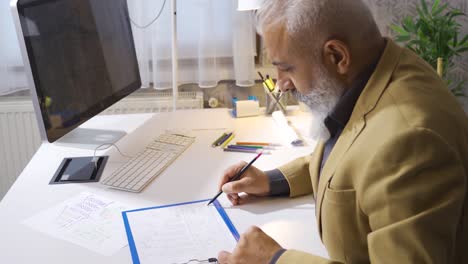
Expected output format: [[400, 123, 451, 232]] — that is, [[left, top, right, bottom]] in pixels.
[[218, 226, 283, 264]]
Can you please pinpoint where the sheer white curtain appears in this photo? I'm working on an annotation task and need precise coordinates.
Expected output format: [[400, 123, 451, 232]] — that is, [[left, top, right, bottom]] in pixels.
[[127, 0, 257, 89], [0, 0, 28, 96], [0, 0, 256, 95]]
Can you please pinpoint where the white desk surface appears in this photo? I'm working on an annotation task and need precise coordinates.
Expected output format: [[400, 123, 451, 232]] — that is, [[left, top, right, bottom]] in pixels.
[[0, 108, 328, 263]]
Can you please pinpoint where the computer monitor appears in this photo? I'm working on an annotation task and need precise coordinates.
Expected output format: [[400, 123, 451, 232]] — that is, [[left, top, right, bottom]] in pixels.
[[10, 0, 141, 143]]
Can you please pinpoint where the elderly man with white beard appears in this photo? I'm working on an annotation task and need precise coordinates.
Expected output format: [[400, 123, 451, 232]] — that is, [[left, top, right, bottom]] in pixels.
[[216, 0, 468, 263]]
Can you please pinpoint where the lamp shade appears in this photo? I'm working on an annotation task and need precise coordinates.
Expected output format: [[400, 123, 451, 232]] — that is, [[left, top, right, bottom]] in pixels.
[[238, 0, 264, 11]]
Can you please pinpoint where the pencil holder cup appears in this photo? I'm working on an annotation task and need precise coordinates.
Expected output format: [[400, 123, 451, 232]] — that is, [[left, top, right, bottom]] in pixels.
[[265, 90, 287, 115]]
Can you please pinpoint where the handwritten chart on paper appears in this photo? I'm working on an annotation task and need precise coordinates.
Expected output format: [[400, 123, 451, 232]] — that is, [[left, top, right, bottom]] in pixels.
[[124, 201, 238, 264], [23, 192, 128, 256]]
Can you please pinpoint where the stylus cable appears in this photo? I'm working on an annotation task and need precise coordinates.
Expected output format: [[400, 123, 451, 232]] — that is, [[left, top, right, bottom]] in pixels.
[[92, 143, 133, 167]]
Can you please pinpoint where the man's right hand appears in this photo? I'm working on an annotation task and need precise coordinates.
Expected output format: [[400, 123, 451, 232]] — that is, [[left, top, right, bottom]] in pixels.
[[219, 161, 270, 205]]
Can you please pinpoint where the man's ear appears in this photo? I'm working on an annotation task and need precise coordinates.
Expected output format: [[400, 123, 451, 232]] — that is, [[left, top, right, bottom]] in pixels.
[[323, 40, 351, 75]]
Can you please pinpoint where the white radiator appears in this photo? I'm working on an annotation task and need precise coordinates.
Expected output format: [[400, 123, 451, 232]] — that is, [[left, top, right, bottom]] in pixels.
[[101, 91, 204, 115], [0, 91, 204, 199], [0, 99, 41, 200]]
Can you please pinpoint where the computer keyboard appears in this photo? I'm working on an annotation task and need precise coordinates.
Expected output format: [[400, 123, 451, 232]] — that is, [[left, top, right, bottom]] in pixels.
[[101, 133, 195, 192]]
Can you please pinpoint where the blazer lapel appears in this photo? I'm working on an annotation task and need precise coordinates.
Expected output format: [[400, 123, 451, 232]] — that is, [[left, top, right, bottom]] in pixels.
[[310, 142, 325, 202], [315, 39, 404, 239], [315, 118, 366, 237]]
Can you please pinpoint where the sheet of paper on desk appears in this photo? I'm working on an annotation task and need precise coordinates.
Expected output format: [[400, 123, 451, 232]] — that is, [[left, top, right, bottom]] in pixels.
[[125, 202, 237, 264], [272, 111, 304, 146], [23, 192, 129, 256]]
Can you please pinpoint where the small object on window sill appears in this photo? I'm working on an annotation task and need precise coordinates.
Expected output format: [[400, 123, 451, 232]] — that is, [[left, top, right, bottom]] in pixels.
[[208, 97, 219, 108]]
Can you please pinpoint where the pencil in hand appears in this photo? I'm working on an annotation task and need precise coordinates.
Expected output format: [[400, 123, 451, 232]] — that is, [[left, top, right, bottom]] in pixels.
[[207, 152, 263, 206]]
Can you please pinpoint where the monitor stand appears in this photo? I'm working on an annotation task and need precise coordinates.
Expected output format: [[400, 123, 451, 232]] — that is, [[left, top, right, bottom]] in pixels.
[[48, 128, 126, 184], [54, 128, 127, 150]]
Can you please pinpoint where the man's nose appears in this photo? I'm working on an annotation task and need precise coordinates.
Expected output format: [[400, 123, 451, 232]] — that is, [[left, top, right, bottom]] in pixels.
[[276, 79, 294, 93]]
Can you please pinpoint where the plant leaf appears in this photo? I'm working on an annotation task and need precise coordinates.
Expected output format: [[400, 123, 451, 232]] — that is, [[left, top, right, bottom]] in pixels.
[[452, 31, 458, 47], [459, 34, 468, 45], [433, 3, 449, 17], [420, 0, 429, 15], [390, 25, 409, 36], [395, 0, 468, 97], [431, 0, 441, 15], [448, 9, 465, 20], [456, 46, 468, 53], [449, 80, 467, 97], [402, 16, 416, 32], [396, 35, 411, 42], [416, 6, 425, 20]]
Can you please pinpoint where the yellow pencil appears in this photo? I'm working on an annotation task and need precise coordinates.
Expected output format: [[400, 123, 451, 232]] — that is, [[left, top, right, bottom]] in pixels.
[[220, 133, 235, 148], [265, 78, 275, 91]]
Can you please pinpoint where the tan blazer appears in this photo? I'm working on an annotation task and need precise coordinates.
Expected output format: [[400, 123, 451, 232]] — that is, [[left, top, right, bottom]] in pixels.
[[276, 39, 468, 263]]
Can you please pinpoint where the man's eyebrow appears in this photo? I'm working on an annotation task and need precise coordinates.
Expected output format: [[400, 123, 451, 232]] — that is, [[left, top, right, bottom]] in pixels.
[[272, 61, 291, 67]]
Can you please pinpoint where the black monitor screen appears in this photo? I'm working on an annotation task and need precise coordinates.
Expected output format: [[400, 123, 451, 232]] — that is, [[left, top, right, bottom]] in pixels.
[[17, 0, 141, 142]]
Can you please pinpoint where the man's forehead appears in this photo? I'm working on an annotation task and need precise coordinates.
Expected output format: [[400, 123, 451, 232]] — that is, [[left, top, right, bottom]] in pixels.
[[263, 25, 290, 61]]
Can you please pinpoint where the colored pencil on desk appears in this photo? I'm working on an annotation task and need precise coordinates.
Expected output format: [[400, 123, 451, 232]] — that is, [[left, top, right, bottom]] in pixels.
[[223, 148, 271, 154], [238, 144, 280, 149], [220, 133, 235, 148], [228, 145, 263, 150], [227, 145, 261, 151], [236, 142, 281, 146], [211, 132, 227, 147], [224, 148, 260, 153], [216, 132, 232, 147], [227, 145, 276, 151]]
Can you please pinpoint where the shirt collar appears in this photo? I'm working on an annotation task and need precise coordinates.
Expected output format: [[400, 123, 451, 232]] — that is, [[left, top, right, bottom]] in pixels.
[[324, 61, 379, 137]]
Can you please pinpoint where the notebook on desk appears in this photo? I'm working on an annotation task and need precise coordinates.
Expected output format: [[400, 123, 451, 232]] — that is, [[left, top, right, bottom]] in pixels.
[[122, 199, 239, 264]]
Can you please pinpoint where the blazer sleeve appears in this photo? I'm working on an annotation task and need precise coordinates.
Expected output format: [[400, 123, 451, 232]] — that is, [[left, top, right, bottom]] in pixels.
[[359, 127, 466, 263], [278, 155, 313, 197]]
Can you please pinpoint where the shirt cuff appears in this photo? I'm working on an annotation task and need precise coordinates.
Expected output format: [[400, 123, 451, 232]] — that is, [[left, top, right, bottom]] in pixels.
[[265, 169, 290, 196], [269, 248, 287, 264]]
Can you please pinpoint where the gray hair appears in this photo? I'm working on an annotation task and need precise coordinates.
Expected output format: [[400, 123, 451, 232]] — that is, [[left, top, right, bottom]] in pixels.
[[256, 0, 380, 57]]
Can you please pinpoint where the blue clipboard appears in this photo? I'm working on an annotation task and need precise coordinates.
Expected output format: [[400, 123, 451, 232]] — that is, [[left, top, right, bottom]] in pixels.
[[122, 199, 239, 264]]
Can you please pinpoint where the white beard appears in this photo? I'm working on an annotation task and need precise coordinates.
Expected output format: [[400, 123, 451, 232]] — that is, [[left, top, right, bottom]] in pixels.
[[292, 67, 345, 142]]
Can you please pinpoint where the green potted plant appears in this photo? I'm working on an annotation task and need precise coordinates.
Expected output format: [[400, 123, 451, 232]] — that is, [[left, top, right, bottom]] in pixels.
[[391, 0, 468, 97]]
